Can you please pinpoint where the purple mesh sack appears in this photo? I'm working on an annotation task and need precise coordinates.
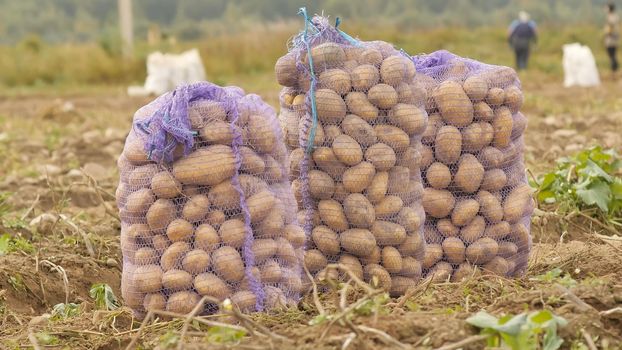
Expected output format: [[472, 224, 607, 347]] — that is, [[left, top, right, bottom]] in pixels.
[[116, 82, 304, 318], [275, 13, 427, 296], [411, 50, 533, 281]]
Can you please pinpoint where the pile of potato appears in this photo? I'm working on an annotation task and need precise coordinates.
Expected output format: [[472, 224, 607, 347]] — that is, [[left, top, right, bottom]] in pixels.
[[275, 34, 428, 296], [116, 88, 304, 318], [414, 53, 533, 281]]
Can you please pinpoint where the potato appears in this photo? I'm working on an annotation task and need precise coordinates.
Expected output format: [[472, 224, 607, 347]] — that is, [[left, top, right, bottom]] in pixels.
[[512, 112, 527, 139], [368, 84, 398, 109], [435, 125, 462, 165], [374, 195, 403, 219], [304, 249, 328, 273], [324, 124, 342, 143], [345, 92, 379, 121], [124, 140, 151, 165], [387, 166, 410, 194], [504, 85, 523, 112], [480, 169, 507, 192], [264, 286, 287, 309], [340, 228, 376, 256], [459, 216, 485, 243], [477, 146, 504, 169], [239, 146, 266, 175], [366, 171, 389, 204], [181, 195, 209, 222], [498, 242, 519, 258], [160, 241, 189, 271], [134, 247, 158, 265], [454, 154, 485, 193], [358, 245, 380, 265], [492, 107, 513, 148], [426, 162, 451, 189], [297, 209, 321, 230], [359, 48, 383, 65], [342, 161, 376, 193], [419, 144, 434, 169], [485, 222, 510, 240], [146, 199, 176, 231], [473, 101, 494, 121], [364, 143, 396, 171], [194, 272, 231, 300], [150, 171, 182, 199], [389, 104, 427, 136], [247, 190, 275, 223], [442, 237, 466, 264], [364, 264, 392, 290], [143, 293, 166, 312], [374, 125, 410, 152], [333, 134, 363, 166], [166, 291, 200, 314], [476, 191, 503, 223], [332, 182, 347, 202], [212, 246, 245, 282], [430, 262, 453, 282], [465, 237, 498, 264], [199, 120, 233, 145], [166, 219, 193, 242], [371, 220, 407, 246], [379, 55, 406, 86], [133, 264, 163, 293], [433, 81, 474, 127], [319, 69, 351, 95], [398, 180, 424, 205], [180, 249, 210, 274], [300, 118, 325, 148], [503, 185, 532, 222], [206, 210, 226, 228], [463, 76, 488, 101], [315, 89, 347, 123], [318, 199, 349, 232], [437, 219, 459, 237], [400, 257, 422, 278], [486, 87, 505, 106], [261, 259, 283, 283], [275, 237, 298, 266], [173, 146, 236, 186], [390, 276, 417, 296], [483, 256, 509, 276], [307, 170, 336, 200], [207, 181, 238, 209], [248, 114, 277, 153], [422, 113, 443, 145], [256, 205, 285, 239], [313, 147, 346, 178], [162, 269, 193, 290], [125, 188, 155, 214], [343, 193, 376, 228], [395, 82, 416, 104], [351, 64, 380, 91], [341, 114, 377, 146], [289, 148, 306, 177], [311, 42, 346, 70], [381, 246, 403, 273], [397, 207, 423, 233], [422, 243, 443, 269], [451, 199, 480, 227], [397, 146, 422, 173], [422, 188, 455, 218], [275, 54, 298, 87], [218, 219, 246, 248], [451, 262, 477, 282], [251, 238, 278, 263], [462, 122, 494, 152], [284, 224, 306, 248], [151, 234, 170, 252]]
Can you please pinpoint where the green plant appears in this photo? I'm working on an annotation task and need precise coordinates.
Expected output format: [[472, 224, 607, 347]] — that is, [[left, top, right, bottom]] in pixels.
[[0, 233, 35, 255], [206, 325, 247, 345], [531, 268, 577, 288], [467, 310, 567, 350], [89, 283, 120, 310], [157, 331, 180, 349], [35, 332, 59, 346], [535, 146, 622, 229], [51, 302, 80, 320]]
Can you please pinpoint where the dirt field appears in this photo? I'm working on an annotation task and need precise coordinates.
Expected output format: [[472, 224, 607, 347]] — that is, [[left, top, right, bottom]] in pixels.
[[0, 77, 621, 349]]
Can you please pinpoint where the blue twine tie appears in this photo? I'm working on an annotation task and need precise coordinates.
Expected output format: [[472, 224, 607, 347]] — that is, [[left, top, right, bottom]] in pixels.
[[298, 7, 320, 154]]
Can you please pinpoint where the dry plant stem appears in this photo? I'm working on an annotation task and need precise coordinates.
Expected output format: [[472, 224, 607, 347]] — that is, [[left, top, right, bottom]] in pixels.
[[600, 307, 622, 317], [176, 296, 219, 350], [228, 306, 290, 342], [319, 289, 383, 341], [581, 329, 598, 350], [39, 259, 69, 304], [20, 194, 40, 221], [83, 172, 120, 222], [341, 332, 356, 350], [554, 284, 594, 312], [303, 262, 326, 315], [357, 325, 412, 350], [573, 211, 619, 236], [391, 276, 434, 312], [27, 329, 43, 350], [433, 334, 490, 350], [58, 214, 96, 257], [125, 311, 154, 350], [327, 264, 376, 294]]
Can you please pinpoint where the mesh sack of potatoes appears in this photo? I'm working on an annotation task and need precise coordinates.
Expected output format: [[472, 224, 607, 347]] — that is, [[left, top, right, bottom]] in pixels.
[[410, 50, 533, 281], [275, 14, 427, 297], [115, 82, 304, 318]]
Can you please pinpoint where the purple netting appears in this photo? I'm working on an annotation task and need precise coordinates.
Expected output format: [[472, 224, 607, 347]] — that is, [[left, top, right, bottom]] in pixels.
[[411, 50, 532, 281], [116, 82, 303, 318], [276, 16, 428, 296]]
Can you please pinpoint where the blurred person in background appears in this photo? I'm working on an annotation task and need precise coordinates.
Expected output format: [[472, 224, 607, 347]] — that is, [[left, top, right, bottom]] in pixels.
[[604, 3, 619, 74], [508, 11, 537, 70]]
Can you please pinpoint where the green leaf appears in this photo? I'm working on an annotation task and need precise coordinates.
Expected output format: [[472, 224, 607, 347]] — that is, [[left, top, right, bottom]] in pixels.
[[580, 159, 613, 182], [466, 311, 499, 329], [576, 180, 611, 213], [493, 313, 528, 335], [530, 310, 553, 324], [539, 173, 557, 190], [206, 326, 246, 344], [538, 190, 557, 204], [0, 234, 10, 255], [309, 314, 329, 326], [89, 283, 120, 310]]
